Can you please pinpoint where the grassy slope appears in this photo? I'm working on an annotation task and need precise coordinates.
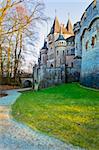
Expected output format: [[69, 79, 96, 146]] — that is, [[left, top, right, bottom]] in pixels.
[[12, 83, 99, 150]]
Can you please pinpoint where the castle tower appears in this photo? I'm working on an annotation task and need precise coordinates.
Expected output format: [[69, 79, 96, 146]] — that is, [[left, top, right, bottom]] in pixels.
[[55, 26, 66, 67], [40, 40, 48, 66], [47, 16, 60, 68]]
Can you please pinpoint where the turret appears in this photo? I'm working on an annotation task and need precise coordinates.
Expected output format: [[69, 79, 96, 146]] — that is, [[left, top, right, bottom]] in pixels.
[[55, 26, 66, 67], [40, 40, 48, 66], [73, 21, 81, 57]]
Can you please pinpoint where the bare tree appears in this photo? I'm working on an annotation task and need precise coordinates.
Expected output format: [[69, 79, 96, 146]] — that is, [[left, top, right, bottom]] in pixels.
[[0, 0, 47, 84]]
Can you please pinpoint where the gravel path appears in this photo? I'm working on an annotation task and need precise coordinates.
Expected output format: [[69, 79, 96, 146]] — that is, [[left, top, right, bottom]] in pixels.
[[0, 89, 84, 150]]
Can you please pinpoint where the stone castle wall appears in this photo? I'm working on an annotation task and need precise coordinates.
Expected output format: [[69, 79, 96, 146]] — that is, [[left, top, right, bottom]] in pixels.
[[74, 1, 99, 89], [33, 1, 99, 89], [36, 65, 80, 89]]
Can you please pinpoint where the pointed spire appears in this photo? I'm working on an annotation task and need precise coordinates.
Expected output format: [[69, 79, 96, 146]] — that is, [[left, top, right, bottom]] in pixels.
[[60, 24, 62, 35], [41, 39, 48, 50], [68, 12, 70, 20], [55, 9, 57, 17], [66, 14, 74, 34], [53, 15, 60, 33], [49, 15, 60, 34]]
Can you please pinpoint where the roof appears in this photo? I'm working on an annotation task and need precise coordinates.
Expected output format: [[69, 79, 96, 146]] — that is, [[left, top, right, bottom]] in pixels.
[[55, 34, 65, 42], [41, 41, 48, 50], [66, 19, 74, 34], [66, 36, 75, 42], [48, 16, 74, 36], [49, 16, 60, 34]]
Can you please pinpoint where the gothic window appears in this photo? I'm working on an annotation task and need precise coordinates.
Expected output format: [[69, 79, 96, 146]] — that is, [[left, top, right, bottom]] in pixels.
[[63, 50, 64, 55], [85, 41, 89, 50], [91, 36, 96, 48], [71, 62, 73, 68], [57, 51, 59, 55], [51, 64, 53, 68]]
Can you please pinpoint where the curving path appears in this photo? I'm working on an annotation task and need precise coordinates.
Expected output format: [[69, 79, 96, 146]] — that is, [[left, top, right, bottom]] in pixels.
[[0, 89, 84, 150]]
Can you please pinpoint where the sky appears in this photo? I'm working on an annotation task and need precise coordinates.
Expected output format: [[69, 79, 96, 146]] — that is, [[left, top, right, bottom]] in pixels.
[[43, 0, 93, 37], [25, 0, 93, 72]]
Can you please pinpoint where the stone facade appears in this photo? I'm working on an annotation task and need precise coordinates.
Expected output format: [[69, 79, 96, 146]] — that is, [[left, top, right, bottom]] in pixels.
[[33, 17, 79, 89], [33, 0, 99, 89], [74, 0, 99, 89]]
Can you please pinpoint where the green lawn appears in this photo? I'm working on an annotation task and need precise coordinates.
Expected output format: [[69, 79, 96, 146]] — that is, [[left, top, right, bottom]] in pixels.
[[12, 83, 99, 150]]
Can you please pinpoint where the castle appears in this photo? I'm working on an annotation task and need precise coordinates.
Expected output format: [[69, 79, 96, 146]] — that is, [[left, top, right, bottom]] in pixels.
[[33, 0, 99, 89]]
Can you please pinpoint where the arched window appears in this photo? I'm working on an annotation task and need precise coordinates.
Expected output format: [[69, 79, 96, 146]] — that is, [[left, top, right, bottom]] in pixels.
[[91, 36, 95, 48], [51, 64, 53, 68], [57, 51, 59, 55], [71, 62, 73, 68], [85, 41, 89, 50], [63, 50, 64, 55]]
